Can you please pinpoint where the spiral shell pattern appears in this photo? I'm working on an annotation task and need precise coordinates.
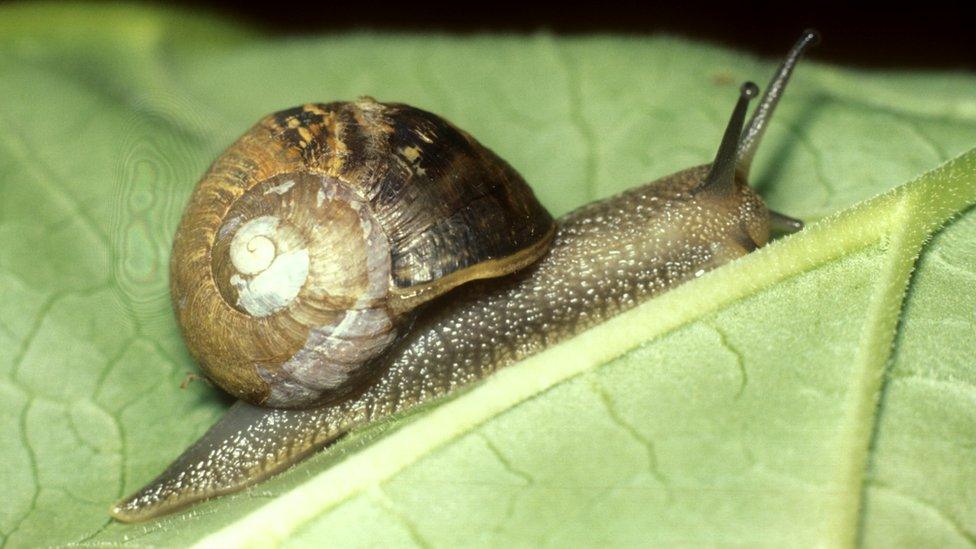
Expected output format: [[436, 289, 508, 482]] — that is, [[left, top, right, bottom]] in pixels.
[[170, 98, 554, 407]]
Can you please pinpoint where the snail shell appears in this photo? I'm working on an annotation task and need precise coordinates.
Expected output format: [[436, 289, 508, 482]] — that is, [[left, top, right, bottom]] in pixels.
[[112, 30, 820, 522], [171, 98, 555, 408]]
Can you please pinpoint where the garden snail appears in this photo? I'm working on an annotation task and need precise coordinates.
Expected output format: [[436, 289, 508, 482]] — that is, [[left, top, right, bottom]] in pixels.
[[111, 30, 819, 522]]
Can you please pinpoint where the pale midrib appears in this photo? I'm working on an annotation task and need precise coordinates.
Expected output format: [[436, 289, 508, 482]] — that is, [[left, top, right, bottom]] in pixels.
[[829, 198, 927, 548], [192, 151, 976, 548]]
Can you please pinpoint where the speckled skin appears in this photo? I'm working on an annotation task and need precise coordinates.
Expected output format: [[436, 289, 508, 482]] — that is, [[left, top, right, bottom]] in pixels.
[[113, 30, 819, 521], [111, 167, 769, 522]]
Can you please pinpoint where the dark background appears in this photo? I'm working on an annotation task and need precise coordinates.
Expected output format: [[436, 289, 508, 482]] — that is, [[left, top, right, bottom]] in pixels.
[[161, 1, 975, 70]]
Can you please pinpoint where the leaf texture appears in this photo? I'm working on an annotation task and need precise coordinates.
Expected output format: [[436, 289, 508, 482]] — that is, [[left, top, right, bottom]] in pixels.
[[0, 4, 974, 547]]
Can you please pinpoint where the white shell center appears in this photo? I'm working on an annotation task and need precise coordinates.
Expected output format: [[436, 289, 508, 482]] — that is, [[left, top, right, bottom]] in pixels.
[[230, 216, 279, 274], [228, 215, 310, 317]]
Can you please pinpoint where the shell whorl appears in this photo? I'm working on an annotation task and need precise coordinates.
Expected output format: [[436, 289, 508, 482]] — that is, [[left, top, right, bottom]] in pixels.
[[170, 99, 555, 407], [212, 174, 390, 319]]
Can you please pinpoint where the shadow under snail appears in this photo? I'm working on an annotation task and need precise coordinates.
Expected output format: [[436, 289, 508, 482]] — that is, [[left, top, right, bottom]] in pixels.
[[111, 30, 820, 522]]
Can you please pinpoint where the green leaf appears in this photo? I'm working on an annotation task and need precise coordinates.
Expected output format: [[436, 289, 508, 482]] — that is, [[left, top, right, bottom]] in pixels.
[[1, 4, 974, 547]]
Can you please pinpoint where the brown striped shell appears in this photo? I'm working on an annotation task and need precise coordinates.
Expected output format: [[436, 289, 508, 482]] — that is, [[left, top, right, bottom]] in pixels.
[[170, 98, 555, 408]]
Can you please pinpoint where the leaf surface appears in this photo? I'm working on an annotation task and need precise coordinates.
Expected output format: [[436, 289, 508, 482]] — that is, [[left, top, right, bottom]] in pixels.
[[0, 5, 974, 547]]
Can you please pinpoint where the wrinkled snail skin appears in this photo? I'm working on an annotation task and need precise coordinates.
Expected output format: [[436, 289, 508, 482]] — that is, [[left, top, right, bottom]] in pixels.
[[110, 30, 819, 523]]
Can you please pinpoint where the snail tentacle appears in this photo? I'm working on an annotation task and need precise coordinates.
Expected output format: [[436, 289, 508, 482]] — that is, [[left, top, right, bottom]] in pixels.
[[112, 31, 818, 522], [736, 29, 820, 178], [113, 161, 770, 522]]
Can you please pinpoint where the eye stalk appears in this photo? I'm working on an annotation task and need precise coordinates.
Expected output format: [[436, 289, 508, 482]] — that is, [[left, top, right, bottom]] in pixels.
[[700, 30, 820, 234], [111, 30, 822, 523], [699, 81, 759, 197], [741, 29, 820, 235], [737, 29, 821, 179]]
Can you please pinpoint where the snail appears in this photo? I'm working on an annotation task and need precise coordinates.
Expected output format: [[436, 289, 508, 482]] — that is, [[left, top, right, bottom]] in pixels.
[[110, 30, 819, 522]]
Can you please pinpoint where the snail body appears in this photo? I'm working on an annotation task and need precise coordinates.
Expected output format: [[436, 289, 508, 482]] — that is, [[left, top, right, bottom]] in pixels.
[[111, 31, 819, 522]]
